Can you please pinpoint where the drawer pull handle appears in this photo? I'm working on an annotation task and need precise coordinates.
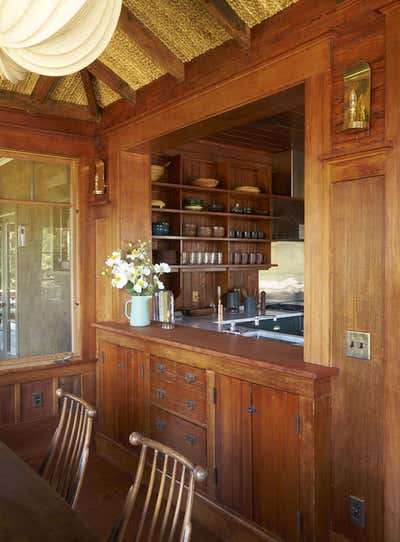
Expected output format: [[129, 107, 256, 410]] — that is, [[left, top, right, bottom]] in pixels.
[[117, 362, 125, 369], [185, 399, 196, 410], [155, 363, 166, 373], [156, 388, 167, 399], [185, 434, 196, 446], [155, 420, 166, 430], [184, 372, 196, 383]]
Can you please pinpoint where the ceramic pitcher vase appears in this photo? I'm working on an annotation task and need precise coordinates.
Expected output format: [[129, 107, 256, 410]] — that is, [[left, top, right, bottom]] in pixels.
[[125, 295, 152, 327]]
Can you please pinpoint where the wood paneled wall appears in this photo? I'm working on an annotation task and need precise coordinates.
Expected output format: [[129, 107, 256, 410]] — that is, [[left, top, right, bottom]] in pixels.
[[1, 1, 399, 541], [92, 151, 152, 323], [0, 361, 96, 426], [94, 3, 400, 541], [329, 168, 385, 542]]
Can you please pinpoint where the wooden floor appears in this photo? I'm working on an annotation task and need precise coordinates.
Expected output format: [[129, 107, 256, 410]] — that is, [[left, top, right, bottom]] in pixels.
[[0, 419, 221, 542]]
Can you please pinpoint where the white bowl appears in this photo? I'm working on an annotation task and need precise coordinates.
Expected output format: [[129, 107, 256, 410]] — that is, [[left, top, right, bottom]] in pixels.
[[151, 165, 165, 182]]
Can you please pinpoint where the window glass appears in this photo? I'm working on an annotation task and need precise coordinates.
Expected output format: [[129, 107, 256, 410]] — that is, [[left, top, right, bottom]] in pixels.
[[0, 158, 71, 203], [0, 157, 72, 361], [0, 158, 31, 200], [33, 162, 71, 203]]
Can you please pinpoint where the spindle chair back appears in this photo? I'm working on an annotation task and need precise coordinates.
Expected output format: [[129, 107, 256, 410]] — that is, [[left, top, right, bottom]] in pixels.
[[38, 388, 96, 509], [108, 432, 207, 542]]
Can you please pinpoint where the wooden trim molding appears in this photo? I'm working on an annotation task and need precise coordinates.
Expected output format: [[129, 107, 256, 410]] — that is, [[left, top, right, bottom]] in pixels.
[[382, 5, 400, 542], [104, 34, 332, 153], [326, 147, 390, 183]]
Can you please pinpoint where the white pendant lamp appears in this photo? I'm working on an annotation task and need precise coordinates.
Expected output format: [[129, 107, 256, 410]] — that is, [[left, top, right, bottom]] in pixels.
[[0, 0, 122, 84]]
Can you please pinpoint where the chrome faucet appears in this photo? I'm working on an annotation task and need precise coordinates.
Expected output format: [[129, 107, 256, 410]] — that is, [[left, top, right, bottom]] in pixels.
[[273, 316, 281, 331]]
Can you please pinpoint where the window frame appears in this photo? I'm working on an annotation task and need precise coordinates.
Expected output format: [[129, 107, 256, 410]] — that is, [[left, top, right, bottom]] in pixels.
[[0, 149, 80, 367]]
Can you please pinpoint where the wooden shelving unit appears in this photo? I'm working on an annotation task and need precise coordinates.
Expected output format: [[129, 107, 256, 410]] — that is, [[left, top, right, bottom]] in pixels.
[[151, 150, 300, 310]]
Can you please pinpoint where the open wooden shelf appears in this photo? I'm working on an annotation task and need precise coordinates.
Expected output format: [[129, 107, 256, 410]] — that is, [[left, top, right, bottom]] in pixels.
[[152, 181, 304, 201], [152, 208, 280, 220], [152, 235, 270, 243], [151, 150, 279, 310], [169, 264, 275, 272]]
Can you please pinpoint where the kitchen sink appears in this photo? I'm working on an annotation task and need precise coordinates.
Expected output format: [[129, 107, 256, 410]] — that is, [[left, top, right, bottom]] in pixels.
[[239, 313, 304, 344]]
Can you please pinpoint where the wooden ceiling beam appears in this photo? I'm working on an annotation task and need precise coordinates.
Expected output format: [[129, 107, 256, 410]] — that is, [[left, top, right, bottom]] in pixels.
[[80, 69, 101, 117], [202, 0, 250, 49], [0, 89, 97, 122], [87, 60, 136, 105], [119, 5, 184, 81], [31, 75, 59, 104]]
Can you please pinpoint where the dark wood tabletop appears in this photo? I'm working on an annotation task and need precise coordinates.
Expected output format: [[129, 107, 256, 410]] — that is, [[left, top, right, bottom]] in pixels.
[[0, 441, 97, 542]]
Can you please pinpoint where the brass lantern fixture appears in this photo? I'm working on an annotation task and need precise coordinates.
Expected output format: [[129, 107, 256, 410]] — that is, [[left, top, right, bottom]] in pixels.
[[343, 61, 371, 131]]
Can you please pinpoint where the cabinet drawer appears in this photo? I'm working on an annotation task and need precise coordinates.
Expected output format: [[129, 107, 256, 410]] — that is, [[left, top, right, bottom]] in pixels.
[[150, 356, 176, 382], [150, 379, 206, 425], [150, 407, 207, 467], [176, 364, 206, 389]]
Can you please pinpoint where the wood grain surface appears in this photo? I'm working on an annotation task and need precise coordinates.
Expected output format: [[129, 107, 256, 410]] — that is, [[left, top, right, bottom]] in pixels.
[[0, 441, 96, 541]]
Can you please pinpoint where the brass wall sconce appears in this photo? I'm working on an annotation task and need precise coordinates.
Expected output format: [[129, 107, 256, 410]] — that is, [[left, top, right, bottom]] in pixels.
[[343, 61, 371, 131], [93, 159, 107, 196]]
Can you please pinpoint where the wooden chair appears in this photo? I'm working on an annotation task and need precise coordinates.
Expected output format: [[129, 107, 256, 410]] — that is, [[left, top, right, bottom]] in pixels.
[[108, 432, 208, 542], [38, 388, 96, 509]]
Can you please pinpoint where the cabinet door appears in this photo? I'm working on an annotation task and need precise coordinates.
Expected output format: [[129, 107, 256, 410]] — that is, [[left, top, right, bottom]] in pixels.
[[215, 374, 252, 518], [127, 348, 146, 437], [252, 384, 300, 542], [98, 340, 129, 444]]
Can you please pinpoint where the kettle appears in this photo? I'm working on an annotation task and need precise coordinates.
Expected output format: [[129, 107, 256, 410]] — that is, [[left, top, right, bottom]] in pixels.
[[226, 290, 240, 313]]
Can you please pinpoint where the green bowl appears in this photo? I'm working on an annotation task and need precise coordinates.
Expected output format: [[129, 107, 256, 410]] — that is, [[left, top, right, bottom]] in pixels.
[[183, 198, 203, 206]]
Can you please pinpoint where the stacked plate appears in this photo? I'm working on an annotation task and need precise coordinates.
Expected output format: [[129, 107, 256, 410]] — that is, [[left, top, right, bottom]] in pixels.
[[0, 0, 122, 81], [191, 178, 219, 188], [234, 186, 261, 193]]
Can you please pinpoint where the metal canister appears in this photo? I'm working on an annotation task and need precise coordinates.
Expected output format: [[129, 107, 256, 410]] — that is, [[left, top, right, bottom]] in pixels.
[[155, 290, 175, 329]]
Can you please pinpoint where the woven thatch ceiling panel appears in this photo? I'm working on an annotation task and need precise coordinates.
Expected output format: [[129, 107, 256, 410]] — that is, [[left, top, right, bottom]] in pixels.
[[0, 72, 39, 95], [52, 74, 87, 106], [100, 27, 165, 90], [94, 80, 120, 108], [227, 0, 298, 27], [0, 0, 299, 113], [123, 0, 229, 62]]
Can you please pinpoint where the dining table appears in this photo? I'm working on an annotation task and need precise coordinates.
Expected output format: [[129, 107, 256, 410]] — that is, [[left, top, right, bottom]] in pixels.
[[0, 440, 97, 541]]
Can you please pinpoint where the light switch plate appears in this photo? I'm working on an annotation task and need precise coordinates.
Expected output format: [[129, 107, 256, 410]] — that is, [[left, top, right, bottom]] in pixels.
[[346, 331, 370, 360]]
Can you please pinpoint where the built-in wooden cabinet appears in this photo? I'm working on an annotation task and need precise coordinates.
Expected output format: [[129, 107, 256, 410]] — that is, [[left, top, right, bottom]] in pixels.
[[215, 375, 300, 541], [252, 384, 299, 541], [98, 340, 146, 446], [95, 325, 335, 542]]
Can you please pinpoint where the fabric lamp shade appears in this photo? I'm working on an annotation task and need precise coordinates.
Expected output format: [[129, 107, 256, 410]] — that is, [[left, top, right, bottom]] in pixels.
[[0, 0, 122, 83]]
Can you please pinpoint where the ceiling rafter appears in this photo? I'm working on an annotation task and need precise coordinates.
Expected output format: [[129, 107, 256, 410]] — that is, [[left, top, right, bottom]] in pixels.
[[87, 60, 136, 105], [31, 75, 59, 104], [119, 5, 184, 81], [202, 0, 251, 49], [80, 69, 101, 118], [0, 89, 97, 121]]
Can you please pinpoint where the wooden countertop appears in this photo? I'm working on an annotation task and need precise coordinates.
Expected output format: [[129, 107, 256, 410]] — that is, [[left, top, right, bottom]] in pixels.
[[94, 322, 338, 381]]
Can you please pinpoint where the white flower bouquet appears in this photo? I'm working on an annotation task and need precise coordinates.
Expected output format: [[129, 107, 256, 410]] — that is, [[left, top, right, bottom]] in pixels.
[[103, 241, 171, 296]]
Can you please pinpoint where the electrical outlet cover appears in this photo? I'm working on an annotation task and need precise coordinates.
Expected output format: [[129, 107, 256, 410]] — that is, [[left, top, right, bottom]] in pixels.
[[349, 495, 365, 527], [346, 331, 370, 360]]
